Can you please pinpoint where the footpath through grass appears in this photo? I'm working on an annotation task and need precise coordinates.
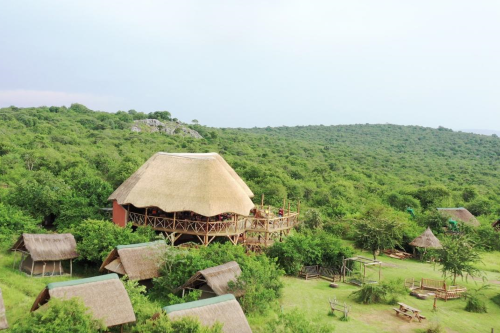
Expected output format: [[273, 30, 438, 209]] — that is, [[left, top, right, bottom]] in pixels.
[[249, 251, 500, 333]]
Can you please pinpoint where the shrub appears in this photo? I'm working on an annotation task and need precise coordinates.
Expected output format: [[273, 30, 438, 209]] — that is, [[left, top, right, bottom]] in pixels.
[[0, 203, 41, 247], [154, 243, 284, 314], [71, 219, 156, 263], [267, 231, 354, 275], [10, 298, 105, 333], [267, 308, 334, 333], [464, 285, 489, 313], [133, 314, 222, 333], [350, 279, 407, 305]]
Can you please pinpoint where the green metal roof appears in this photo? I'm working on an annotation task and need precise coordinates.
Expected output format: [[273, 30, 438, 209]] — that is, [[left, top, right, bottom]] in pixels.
[[116, 240, 164, 250], [47, 273, 118, 290], [163, 294, 235, 313]]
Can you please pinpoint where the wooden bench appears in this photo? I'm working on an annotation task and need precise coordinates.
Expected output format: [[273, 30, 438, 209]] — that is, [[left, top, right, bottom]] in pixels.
[[298, 265, 320, 280], [393, 308, 414, 322]]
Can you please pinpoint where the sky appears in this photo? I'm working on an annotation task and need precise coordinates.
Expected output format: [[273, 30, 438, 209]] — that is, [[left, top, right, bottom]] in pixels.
[[0, 1, 499, 129]]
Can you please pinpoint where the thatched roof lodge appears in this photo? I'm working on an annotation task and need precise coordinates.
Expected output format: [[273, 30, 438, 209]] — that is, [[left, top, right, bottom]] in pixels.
[[99, 241, 166, 281], [177, 261, 243, 298], [0, 288, 7, 330], [108, 152, 301, 247], [410, 227, 442, 249], [164, 294, 252, 333], [11, 233, 78, 276], [437, 207, 480, 227], [31, 274, 135, 328]]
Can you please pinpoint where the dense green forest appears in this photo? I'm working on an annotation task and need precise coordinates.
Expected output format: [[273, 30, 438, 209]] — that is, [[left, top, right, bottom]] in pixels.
[[2, 104, 500, 332], [1, 103, 500, 238]]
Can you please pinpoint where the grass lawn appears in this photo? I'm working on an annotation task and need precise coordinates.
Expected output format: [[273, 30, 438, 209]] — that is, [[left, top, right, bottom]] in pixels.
[[249, 250, 500, 333], [1, 248, 499, 332]]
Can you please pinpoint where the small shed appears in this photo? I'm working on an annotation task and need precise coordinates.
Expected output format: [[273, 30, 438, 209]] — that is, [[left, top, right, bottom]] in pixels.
[[176, 261, 243, 298], [410, 227, 442, 250], [437, 208, 480, 227], [164, 294, 252, 333], [99, 241, 167, 281], [31, 274, 136, 328], [0, 288, 7, 330], [11, 233, 78, 276]]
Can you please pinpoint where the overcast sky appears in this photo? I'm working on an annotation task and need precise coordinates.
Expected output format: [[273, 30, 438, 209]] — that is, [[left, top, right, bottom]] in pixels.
[[0, 1, 499, 129]]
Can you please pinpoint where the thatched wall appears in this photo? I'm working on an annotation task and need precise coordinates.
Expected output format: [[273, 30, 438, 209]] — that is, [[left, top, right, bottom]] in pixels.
[[0, 288, 7, 330], [31, 274, 135, 328], [100, 241, 166, 280], [11, 233, 78, 261], [164, 294, 252, 333], [437, 208, 480, 227], [108, 152, 255, 216]]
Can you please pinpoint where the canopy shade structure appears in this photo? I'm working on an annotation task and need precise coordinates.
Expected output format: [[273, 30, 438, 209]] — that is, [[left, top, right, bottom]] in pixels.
[[31, 274, 135, 328], [437, 207, 480, 227], [164, 294, 252, 333], [11, 233, 78, 261], [99, 241, 167, 281], [410, 227, 443, 249], [108, 152, 255, 217]]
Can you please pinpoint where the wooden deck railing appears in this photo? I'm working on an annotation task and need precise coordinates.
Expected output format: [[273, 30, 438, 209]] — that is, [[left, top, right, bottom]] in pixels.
[[128, 211, 300, 236]]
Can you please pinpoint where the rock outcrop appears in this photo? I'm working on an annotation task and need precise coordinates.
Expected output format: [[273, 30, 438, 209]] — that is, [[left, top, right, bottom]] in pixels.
[[131, 119, 203, 139]]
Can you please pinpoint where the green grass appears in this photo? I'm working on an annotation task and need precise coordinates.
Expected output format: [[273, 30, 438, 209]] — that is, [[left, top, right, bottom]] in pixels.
[[2, 249, 500, 332], [249, 250, 500, 333]]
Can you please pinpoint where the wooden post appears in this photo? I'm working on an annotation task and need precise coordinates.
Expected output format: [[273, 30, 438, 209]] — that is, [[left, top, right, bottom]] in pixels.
[[261, 194, 264, 209], [433, 295, 437, 310], [126, 205, 130, 224], [205, 217, 209, 246], [173, 212, 176, 231], [31, 260, 34, 277], [288, 202, 291, 215], [19, 253, 25, 271], [70, 259, 73, 277], [42, 263, 46, 277], [59, 261, 62, 275], [144, 208, 148, 226]]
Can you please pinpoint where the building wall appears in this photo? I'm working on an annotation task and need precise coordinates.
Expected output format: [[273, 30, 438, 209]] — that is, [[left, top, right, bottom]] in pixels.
[[112, 200, 127, 227]]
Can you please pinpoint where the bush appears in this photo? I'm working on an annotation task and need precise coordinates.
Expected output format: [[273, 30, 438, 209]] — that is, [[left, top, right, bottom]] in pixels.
[[350, 279, 407, 305], [154, 243, 284, 314], [267, 231, 354, 275], [0, 203, 41, 247], [464, 285, 489, 313], [267, 308, 334, 333], [133, 314, 222, 333], [10, 298, 105, 333], [71, 219, 156, 263]]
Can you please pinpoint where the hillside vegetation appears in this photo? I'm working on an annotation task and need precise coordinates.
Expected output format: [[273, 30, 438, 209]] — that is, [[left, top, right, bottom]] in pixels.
[[1, 104, 500, 235]]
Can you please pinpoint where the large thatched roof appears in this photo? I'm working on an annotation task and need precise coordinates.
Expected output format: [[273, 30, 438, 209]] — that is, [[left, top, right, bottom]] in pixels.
[[31, 274, 135, 327], [164, 294, 252, 333], [108, 152, 255, 217], [99, 241, 166, 280], [11, 233, 78, 261], [177, 261, 243, 296], [0, 288, 7, 330], [437, 207, 480, 227], [410, 227, 443, 249]]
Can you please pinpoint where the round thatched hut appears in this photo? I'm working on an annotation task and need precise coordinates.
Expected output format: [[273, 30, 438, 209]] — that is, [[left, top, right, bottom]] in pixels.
[[409, 227, 443, 250]]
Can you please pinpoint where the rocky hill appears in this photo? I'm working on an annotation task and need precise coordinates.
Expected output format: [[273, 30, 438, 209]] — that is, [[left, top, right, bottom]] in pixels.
[[131, 119, 203, 139]]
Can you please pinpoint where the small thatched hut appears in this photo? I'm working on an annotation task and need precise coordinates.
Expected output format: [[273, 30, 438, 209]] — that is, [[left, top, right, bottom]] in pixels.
[[31, 274, 135, 328], [410, 227, 442, 249], [164, 294, 252, 333], [99, 241, 166, 281], [0, 288, 7, 330], [437, 207, 480, 227], [11, 233, 78, 276], [176, 261, 243, 298]]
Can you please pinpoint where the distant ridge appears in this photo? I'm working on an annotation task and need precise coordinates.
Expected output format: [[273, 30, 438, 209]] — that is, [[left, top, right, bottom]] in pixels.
[[461, 129, 500, 136]]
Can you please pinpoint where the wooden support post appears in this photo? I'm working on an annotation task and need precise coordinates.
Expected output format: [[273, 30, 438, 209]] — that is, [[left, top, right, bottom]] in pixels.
[[433, 295, 437, 310], [126, 205, 130, 224], [205, 217, 209, 246], [261, 194, 264, 209], [42, 263, 46, 277], [19, 253, 24, 271], [144, 208, 148, 226], [173, 212, 176, 231], [70, 259, 73, 277], [59, 261, 62, 275], [31, 260, 34, 277], [52, 261, 56, 276]]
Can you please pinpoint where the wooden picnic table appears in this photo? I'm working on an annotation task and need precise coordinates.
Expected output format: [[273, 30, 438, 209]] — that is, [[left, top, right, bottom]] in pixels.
[[393, 302, 426, 322]]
